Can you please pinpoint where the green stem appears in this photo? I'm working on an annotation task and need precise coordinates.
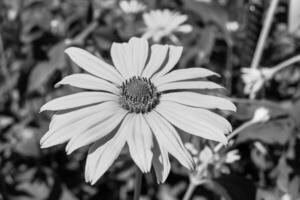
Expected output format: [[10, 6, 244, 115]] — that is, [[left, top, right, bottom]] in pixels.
[[133, 167, 142, 200], [182, 182, 197, 200], [272, 55, 300, 74], [214, 120, 255, 152], [250, 0, 279, 69]]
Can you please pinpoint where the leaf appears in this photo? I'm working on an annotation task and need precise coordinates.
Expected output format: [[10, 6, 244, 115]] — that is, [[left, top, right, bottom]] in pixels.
[[236, 118, 295, 145], [184, 0, 228, 30], [288, 0, 300, 36], [233, 99, 287, 121], [27, 42, 66, 93]]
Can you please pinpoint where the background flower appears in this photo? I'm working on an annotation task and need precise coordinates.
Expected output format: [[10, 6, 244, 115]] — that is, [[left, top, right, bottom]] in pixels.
[[119, 0, 146, 14], [142, 9, 192, 42]]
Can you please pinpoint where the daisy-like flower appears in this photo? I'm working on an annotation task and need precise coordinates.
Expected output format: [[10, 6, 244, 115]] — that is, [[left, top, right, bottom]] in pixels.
[[142, 9, 192, 42], [40, 37, 236, 184], [241, 67, 274, 99], [119, 0, 146, 14]]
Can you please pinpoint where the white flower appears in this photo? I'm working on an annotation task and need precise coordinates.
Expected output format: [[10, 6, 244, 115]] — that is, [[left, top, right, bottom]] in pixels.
[[251, 107, 270, 123], [241, 68, 274, 99], [226, 21, 239, 32], [40, 37, 235, 184], [225, 150, 240, 163], [199, 146, 214, 164], [119, 0, 146, 14], [142, 9, 192, 42]]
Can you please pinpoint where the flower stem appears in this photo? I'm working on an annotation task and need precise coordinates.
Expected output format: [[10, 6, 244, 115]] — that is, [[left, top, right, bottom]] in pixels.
[[133, 167, 142, 200], [182, 182, 197, 200], [250, 0, 279, 69], [272, 55, 300, 74], [214, 120, 255, 152]]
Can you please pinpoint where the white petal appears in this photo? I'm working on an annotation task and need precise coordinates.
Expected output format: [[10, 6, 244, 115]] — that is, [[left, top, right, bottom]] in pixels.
[[158, 101, 232, 133], [161, 92, 236, 111], [152, 142, 170, 183], [129, 37, 149, 76], [55, 74, 119, 94], [66, 109, 127, 154], [111, 43, 132, 79], [152, 46, 183, 80], [41, 103, 119, 148], [142, 44, 168, 78], [49, 101, 119, 131], [144, 112, 195, 170], [157, 81, 224, 92], [65, 47, 123, 85], [176, 24, 193, 33], [40, 92, 118, 112], [85, 114, 133, 184], [156, 102, 228, 144], [153, 68, 219, 86], [168, 15, 188, 31], [127, 114, 153, 173]]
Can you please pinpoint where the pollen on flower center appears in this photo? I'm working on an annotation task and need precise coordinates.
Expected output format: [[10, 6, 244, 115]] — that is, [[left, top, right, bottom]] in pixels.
[[119, 76, 160, 113]]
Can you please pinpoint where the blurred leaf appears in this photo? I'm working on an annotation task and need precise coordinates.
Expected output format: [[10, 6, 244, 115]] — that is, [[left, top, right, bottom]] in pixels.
[[287, 98, 300, 128], [27, 42, 66, 93], [14, 128, 40, 158], [288, 0, 300, 36], [236, 118, 295, 145], [184, 0, 227, 30], [256, 189, 279, 200], [234, 99, 288, 121]]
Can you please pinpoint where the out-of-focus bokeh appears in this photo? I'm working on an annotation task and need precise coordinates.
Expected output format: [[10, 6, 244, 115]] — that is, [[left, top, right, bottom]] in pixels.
[[1, 0, 300, 199]]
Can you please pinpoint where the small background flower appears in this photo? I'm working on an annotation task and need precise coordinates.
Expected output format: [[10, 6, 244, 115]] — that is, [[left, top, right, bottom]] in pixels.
[[142, 9, 192, 43]]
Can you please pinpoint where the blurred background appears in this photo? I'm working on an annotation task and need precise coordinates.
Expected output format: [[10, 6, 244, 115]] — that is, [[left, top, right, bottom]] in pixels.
[[1, 0, 300, 199]]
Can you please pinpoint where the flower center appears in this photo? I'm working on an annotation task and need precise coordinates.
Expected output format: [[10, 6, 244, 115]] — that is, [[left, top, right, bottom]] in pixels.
[[119, 76, 160, 113]]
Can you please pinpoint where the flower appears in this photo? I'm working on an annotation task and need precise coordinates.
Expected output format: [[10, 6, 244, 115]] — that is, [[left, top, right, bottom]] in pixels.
[[40, 37, 235, 184], [142, 9, 192, 42], [241, 67, 274, 99], [119, 0, 146, 14], [225, 150, 240, 163], [251, 107, 270, 123]]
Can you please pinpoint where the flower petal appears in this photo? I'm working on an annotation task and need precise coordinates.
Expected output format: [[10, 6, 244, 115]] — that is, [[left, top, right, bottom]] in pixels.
[[41, 103, 119, 148], [152, 141, 170, 183], [152, 46, 183, 80], [156, 102, 228, 144], [40, 92, 118, 112], [144, 111, 195, 170], [49, 101, 119, 131], [55, 73, 119, 94], [176, 24, 193, 33], [85, 114, 133, 184], [111, 43, 131, 79], [158, 101, 232, 133], [66, 109, 127, 154], [168, 14, 188, 31], [153, 68, 219, 86], [142, 44, 168, 78], [157, 81, 224, 92], [65, 47, 123, 85], [127, 114, 153, 173], [161, 92, 236, 111], [129, 37, 149, 76]]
